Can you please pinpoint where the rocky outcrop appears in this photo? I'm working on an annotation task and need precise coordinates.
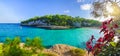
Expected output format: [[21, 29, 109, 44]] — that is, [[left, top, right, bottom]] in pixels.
[[43, 44, 76, 56], [43, 44, 93, 56]]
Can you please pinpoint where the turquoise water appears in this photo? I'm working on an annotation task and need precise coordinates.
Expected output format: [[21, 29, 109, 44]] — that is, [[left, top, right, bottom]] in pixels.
[[0, 23, 101, 49]]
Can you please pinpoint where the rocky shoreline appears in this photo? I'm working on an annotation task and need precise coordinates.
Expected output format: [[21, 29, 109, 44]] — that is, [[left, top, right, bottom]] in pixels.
[[0, 43, 93, 56], [43, 44, 93, 56], [21, 24, 70, 30], [21, 24, 100, 30]]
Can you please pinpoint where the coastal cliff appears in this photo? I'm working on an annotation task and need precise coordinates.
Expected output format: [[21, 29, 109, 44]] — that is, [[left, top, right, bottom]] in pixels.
[[21, 14, 101, 29]]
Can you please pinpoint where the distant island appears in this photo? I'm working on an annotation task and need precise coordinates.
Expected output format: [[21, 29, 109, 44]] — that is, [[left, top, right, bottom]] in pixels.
[[21, 14, 101, 29]]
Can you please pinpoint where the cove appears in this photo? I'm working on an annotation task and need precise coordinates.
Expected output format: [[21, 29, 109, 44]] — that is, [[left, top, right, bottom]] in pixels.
[[0, 23, 101, 49]]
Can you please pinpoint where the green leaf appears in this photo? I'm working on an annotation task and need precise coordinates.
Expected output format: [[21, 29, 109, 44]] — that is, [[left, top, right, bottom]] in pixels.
[[0, 44, 2, 54], [110, 42, 117, 47]]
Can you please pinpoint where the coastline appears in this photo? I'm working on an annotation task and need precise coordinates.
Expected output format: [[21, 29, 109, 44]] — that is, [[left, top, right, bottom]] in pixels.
[[82, 27, 100, 29], [21, 24, 100, 30], [20, 24, 70, 30], [0, 43, 93, 56]]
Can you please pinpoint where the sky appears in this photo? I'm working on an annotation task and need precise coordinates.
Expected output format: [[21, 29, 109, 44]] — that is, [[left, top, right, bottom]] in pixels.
[[0, 0, 94, 23]]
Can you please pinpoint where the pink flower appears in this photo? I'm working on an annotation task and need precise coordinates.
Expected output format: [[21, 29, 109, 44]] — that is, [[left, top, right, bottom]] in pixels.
[[114, 24, 118, 28], [97, 37, 103, 42], [108, 19, 112, 24], [104, 29, 108, 34], [86, 41, 92, 50], [86, 18, 119, 55]]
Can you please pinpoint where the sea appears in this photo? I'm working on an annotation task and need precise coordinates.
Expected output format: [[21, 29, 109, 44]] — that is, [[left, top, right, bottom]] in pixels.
[[0, 23, 101, 49]]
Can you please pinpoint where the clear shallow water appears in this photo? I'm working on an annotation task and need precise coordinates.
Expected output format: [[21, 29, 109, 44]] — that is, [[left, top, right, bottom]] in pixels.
[[0, 23, 101, 49]]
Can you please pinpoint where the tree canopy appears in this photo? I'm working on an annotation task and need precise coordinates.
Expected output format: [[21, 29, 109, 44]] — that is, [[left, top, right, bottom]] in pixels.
[[21, 14, 101, 27]]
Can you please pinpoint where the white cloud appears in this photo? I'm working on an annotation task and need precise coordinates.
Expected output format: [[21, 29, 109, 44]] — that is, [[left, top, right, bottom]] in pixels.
[[80, 4, 91, 10], [77, 0, 84, 3], [63, 10, 70, 13]]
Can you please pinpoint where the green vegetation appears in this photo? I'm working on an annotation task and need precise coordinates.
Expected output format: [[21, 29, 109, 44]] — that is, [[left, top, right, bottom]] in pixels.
[[116, 29, 120, 34], [97, 41, 120, 56], [25, 37, 44, 50], [0, 37, 88, 56], [0, 37, 45, 56], [21, 14, 101, 27], [69, 48, 86, 56], [38, 52, 58, 56]]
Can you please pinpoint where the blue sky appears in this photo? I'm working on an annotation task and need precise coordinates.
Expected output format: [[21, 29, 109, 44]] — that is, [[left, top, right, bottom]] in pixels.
[[0, 0, 93, 23]]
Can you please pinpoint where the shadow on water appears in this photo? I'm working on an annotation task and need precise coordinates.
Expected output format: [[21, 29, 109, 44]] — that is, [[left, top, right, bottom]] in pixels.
[[0, 36, 7, 42], [44, 45, 53, 48], [21, 25, 81, 30]]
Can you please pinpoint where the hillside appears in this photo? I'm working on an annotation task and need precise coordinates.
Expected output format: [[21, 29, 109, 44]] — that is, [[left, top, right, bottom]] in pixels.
[[21, 14, 101, 29]]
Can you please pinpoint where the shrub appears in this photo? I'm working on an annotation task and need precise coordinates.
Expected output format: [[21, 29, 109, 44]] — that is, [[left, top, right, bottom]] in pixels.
[[25, 38, 31, 47], [20, 49, 33, 56], [0, 44, 3, 55], [38, 52, 58, 56], [69, 48, 86, 56], [25, 37, 44, 50], [2, 37, 44, 56], [31, 37, 43, 50], [97, 41, 120, 56], [2, 37, 22, 56]]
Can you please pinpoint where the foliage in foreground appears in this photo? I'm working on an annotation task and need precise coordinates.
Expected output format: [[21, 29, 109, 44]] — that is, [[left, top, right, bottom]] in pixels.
[[38, 52, 58, 56], [98, 41, 120, 56], [86, 18, 120, 56], [69, 48, 86, 56], [0, 37, 87, 56], [0, 37, 46, 56]]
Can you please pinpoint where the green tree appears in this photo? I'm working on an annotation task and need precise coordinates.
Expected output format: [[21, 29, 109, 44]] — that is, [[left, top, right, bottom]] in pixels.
[[31, 37, 43, 50], [25, 38, 32, 47], [21, 14, 101, 27], [3, 37, 22, 56]]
